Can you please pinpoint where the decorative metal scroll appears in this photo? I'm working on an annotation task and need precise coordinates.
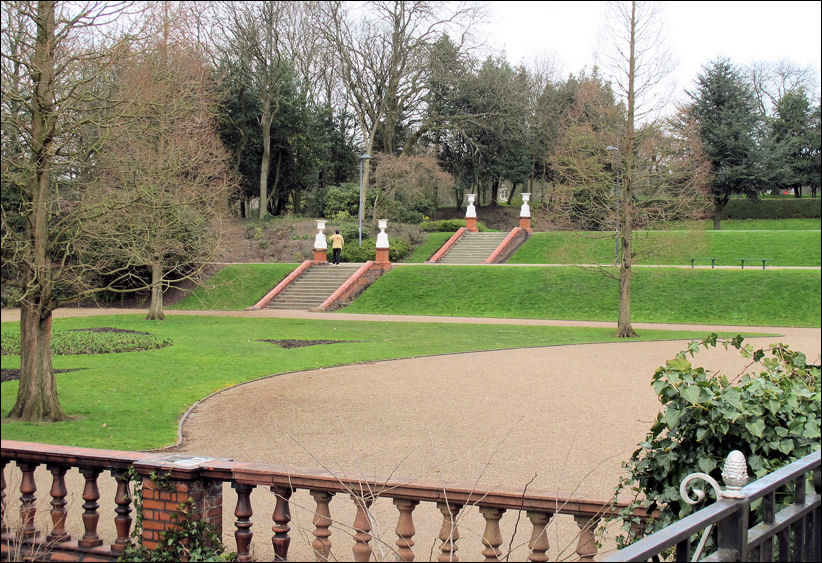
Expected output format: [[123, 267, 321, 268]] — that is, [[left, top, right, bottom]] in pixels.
[[678, 450, 749, 561]]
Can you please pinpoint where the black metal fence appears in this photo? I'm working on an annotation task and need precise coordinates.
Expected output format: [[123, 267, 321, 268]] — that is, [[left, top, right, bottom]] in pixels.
[[606, 449, 821, 562]]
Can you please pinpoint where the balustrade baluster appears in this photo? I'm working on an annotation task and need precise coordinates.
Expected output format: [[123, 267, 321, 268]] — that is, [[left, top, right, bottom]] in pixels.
[[394, 498, 419, 562], [351, 494, 373, 562], [310, 490, 334, 561], [1, 460, 7, 534], [437, 501, 462, 562], [46, 464, 70, 542], [526, 510, 552, 562], [18, 462, 39, 540], [78, 467, 102, 547], [232, 483, 255, 562], [573, 515, 600, 562], [111, 469, 132, 553], [271, 486, 292, 562], [479, 506, 505, 562]]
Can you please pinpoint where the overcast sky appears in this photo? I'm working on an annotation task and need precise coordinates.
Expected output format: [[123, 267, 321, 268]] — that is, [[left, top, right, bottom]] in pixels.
[[480, 1, 822, 115]]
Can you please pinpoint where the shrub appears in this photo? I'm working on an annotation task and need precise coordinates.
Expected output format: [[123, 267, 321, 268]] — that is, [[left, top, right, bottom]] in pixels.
[[420, 218, 493, 232], [610, 334, 821, 547], [723, 197, 821, 219], [337, 238, 411, 263], [323, 183, 360, 219]]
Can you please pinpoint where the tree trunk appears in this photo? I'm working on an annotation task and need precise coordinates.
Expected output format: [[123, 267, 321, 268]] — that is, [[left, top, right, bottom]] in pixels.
[[8, 306, 68, 422], [146, 262, 165, 320], [616, 0, 638, 339], [258, 108, 273, 221], [713, 200, 724, 230], [8, 2, 68, 422]]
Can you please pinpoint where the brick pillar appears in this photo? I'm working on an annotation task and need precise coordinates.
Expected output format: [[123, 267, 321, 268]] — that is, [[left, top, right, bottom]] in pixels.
[[519, 217, 532, 233], [313, 248, 328, 264], [375, 247, 389, 264], [136, 457, 222, 551], [465, 217, 478, 232]]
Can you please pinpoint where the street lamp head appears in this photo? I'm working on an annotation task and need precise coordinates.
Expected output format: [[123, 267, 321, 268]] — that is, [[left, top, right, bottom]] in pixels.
[[361, 153, 372, 161]]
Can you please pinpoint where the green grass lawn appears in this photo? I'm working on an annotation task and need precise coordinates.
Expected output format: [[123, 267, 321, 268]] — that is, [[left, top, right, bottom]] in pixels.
[[509, 230, 821, 266], [343, 266, 821, 327], [404, 232, 453, 262], [660, 218, 821, 230], [0, 315, 734, 450], [172, 263, 298, 310]]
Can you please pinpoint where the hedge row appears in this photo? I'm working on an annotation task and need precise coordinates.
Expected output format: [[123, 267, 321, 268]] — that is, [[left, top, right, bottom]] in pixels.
[[723, 198, 821, 219]]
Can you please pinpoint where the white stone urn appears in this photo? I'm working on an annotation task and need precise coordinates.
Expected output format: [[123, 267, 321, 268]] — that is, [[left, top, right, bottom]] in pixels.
[[520, 193, 531, 218], [466, 194, 477, 218], [314, 219, 327, 249], [376, 219, 389, 248]]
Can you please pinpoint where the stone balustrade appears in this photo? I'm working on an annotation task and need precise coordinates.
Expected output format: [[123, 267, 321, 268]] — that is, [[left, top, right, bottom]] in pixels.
[[2, 440, 648, 561]]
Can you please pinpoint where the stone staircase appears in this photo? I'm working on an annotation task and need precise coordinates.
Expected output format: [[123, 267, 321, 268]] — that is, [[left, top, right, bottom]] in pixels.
[[266, 263, 362, 310], [436, 231, 510, 264]]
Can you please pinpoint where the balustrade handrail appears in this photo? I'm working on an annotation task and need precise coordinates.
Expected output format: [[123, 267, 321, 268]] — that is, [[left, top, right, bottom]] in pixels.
[[2, 439, 661, 561], [1, 440, 641, 519], [605, 449, 821, 562]]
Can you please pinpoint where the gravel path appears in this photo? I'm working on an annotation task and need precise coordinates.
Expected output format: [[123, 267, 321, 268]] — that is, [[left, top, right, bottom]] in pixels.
[[2, 307, 819, 561]]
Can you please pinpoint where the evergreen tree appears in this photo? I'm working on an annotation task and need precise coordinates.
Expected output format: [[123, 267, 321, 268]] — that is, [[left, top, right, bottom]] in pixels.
[[688, 58, 766, 229], [770, 88, 821, 198]]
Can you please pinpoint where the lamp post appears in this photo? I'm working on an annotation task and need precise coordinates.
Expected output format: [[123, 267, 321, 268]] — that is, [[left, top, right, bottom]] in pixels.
[[605, 146, 620, 262], [358, 153, 372, 246]]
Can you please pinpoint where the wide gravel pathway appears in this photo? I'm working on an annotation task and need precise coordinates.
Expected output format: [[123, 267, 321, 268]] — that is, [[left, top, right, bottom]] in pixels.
[[2, 307, 819, 560]]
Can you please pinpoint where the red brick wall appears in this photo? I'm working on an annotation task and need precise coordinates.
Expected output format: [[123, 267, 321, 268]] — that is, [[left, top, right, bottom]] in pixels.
[[140, 478, 222, 550]]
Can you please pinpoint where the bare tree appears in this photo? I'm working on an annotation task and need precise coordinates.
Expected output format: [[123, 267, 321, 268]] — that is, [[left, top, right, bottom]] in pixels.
[[598, 0, 675, 338], [314, 0, 476, 229], [78, 3, 236, 321], [216, 1, 291, 221], [1, 0, 144, 421], [749, 59, 818, 116]]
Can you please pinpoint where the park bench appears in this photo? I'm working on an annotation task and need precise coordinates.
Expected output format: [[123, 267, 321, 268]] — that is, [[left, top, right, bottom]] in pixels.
[[738, 258, 772, 269], [689, 257, 719, 269]]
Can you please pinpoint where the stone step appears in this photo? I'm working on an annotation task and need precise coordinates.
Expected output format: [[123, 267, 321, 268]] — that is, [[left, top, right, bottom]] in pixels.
[[265, 263, 364, 310]]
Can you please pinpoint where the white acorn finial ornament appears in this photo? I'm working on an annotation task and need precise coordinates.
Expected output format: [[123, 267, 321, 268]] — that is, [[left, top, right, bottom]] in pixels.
[[720, 450, 748, 498]]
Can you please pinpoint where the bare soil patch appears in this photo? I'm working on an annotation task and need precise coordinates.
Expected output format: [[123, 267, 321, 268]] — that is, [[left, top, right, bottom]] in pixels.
[[69, 327, 150, 335], [257, 339, 361, 348]]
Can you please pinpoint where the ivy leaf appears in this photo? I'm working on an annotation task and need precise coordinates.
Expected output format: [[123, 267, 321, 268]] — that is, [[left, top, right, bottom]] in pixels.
[[724, 388, 742, 409], [665, 407, 682, 428], [777, 439, 794, 454], [666, 357, 691, 371], [746, 419, 766, 438], [681, 386, 702, 405], [698, 457, 716, 474]]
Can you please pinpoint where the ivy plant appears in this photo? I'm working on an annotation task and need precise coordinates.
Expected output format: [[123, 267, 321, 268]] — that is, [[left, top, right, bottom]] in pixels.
[[609, 333, 820, 546]]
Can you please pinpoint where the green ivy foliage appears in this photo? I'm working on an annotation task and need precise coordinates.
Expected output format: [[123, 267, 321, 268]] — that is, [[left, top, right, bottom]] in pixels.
[[611, 334, 820, 546], [119, 468, 234, 562]]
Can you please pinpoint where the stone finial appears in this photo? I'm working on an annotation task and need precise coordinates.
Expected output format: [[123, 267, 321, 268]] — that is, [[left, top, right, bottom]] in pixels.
[[720, 450, 748, 498], [520, 193, 531, 218], [465, 194, 477, 218], [376, 219, 389, 249], [314, 220, 327, 250]]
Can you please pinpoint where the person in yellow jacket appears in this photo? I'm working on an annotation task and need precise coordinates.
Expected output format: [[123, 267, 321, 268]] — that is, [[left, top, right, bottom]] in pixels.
[[329, 230, 344, 265]]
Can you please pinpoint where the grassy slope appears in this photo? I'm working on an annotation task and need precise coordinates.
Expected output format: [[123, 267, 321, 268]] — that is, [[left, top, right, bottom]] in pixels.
[[405, 232, 453, 262], [343, 266, 821, 327], [663, 218, 821, 230], [508, 230, 821, 266], [0, 315, 729, 449], [171, 263, 298, 310]]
